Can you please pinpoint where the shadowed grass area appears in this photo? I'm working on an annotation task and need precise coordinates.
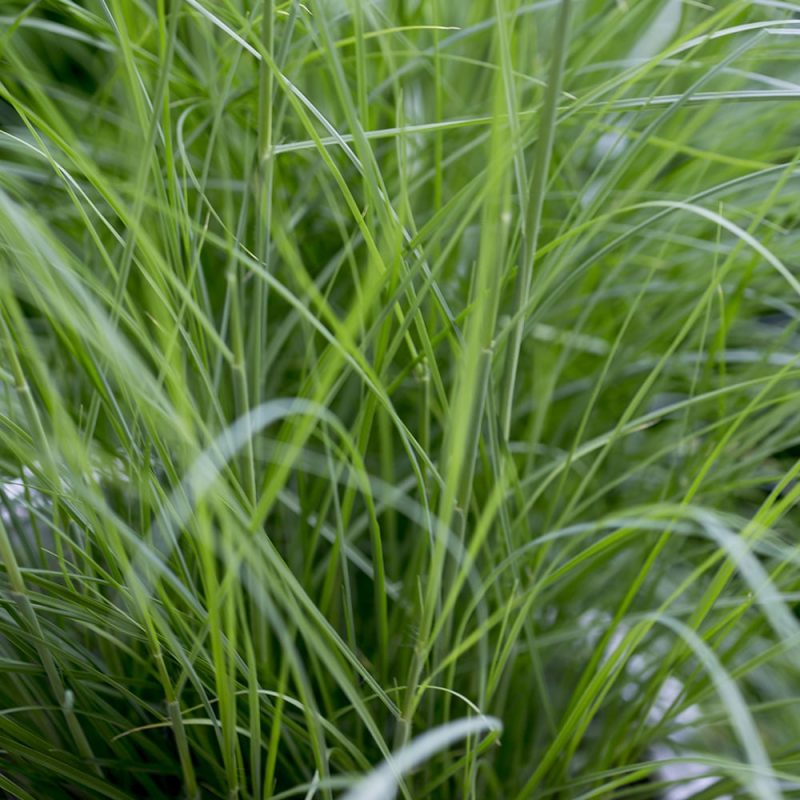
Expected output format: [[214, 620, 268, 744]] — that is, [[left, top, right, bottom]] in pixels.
[[2, 1, 800, 797]]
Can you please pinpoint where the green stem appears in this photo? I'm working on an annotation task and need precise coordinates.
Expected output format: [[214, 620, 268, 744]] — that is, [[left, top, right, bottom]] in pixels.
[[500, 0, 572, 440]]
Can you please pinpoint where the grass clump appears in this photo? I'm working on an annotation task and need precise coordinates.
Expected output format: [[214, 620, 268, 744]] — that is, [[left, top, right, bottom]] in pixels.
[[2, 0, 800, 797]]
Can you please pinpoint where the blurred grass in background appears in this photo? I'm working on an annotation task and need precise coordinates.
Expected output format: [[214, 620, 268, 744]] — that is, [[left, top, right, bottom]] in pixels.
[[3, 1, 800, 797]]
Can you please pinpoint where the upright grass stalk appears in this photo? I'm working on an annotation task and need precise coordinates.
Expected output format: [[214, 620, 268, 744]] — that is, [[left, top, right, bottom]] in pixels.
[[399, 71, 512, 747], [500, 0, 571, 440]]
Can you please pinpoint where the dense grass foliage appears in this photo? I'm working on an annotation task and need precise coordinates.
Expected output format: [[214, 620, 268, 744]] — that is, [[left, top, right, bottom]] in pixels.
[[3, 0, 800, 797]]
